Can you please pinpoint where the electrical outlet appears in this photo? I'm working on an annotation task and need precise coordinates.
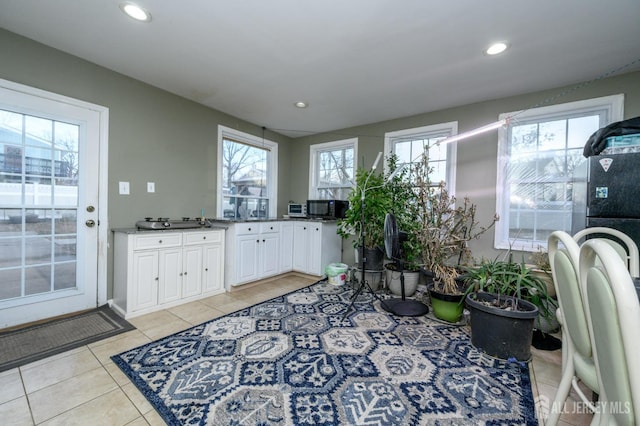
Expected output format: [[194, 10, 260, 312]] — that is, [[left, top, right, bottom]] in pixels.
[[147, 182, 155, 193], [119, 181, 130, 195]]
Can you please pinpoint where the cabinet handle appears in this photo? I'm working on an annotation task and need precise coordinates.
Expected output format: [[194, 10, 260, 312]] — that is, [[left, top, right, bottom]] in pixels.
[[262, 239, 265, 242], [155, 277, 159, 281], [184, 272, 188, 276], [205, 268, 209, 271], [303, 227, 307, 230], [180, 272, 183, 276], [316, 228, 319, 231], [158, 240, 163, 244], [256, 239, 260, 243], [248, 227, 252, 231], [203, 236, 206, 240], [270, 226, 273, 230]]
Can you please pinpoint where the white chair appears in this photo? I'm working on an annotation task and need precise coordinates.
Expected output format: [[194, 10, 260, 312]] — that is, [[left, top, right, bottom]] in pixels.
[[573, 227, 639, 277], [547, 231, 600, 425], [580, 239, 640, 425]]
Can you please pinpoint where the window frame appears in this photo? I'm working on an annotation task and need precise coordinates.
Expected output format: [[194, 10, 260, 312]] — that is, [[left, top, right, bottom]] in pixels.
[[495, 94, 624, 251], [308, 138, 358, 200], [384, 122, 458, 192], [216, 125, 278, 219]]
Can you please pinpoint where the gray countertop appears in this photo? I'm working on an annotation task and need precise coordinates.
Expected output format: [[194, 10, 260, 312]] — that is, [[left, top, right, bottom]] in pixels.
[[209, 217, 338, 224], [112, 217, 337, 234]]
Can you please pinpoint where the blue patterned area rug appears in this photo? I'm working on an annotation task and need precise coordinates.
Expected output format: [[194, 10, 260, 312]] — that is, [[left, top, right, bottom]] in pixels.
[[112, 281, 538, 425]]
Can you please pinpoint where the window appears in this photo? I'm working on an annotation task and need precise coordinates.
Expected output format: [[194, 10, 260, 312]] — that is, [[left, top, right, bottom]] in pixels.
[[217, 126, 278, 219], [384, 122, 458, 190], [309, 138, 357, 200], [495, 95, 624, 251]]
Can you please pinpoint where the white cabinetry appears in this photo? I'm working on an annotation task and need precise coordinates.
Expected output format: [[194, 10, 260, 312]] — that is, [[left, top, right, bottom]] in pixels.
[[279, 221, 294, 273], [226, 222, 281, 287], [224, 220, 342, 288], [292, 221, 341, 275], [260, 222, 281, 277], [113, 229, 225, 319], [292, 222, 310, 273]]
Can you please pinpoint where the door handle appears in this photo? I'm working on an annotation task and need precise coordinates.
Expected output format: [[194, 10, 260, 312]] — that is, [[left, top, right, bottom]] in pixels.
[[85, 219, 96, 227]]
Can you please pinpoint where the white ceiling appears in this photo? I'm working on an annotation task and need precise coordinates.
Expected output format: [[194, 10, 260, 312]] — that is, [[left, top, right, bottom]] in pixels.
[[1, 0, 639, 138]]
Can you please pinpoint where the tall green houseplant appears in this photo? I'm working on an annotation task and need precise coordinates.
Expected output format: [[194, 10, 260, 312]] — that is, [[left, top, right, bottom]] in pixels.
[[384, 154, 421, 269], [337, 166, 392, 269]]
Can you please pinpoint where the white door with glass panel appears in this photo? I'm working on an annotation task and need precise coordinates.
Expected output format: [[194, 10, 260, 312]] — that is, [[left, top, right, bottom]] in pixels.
[[0, 82, 105, 328]]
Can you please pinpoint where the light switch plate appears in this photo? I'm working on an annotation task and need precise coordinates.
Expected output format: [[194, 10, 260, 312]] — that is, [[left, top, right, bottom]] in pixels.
[[119, 181, 130, 195], [147, 182, 155, 193]]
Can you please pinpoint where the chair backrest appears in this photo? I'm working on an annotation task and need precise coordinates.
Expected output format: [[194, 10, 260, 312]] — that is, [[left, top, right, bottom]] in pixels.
[[548, 231, 592, 357], [573, 227, 640, 277], [580, 239, 640, 425]]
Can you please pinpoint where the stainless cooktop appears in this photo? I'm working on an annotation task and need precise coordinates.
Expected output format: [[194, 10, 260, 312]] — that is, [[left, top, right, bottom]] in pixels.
[[135, 217, 212, 230]]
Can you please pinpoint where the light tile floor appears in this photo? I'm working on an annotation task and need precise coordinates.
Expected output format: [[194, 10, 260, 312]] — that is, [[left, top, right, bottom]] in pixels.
[[1, 274, 593, 425]]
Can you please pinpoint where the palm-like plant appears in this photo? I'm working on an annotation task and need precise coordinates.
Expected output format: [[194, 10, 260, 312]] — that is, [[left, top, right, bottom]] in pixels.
[[462, 255, 557, 319]]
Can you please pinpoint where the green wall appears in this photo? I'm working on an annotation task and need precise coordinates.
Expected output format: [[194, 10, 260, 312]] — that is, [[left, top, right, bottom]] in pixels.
[[290, 70, 640, 264], [0, 29, 293, 297], [2, 27, 639, 292]]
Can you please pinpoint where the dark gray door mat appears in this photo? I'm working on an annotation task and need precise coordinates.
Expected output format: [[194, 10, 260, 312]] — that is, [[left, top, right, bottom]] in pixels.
[[0, 305, 135, 372]]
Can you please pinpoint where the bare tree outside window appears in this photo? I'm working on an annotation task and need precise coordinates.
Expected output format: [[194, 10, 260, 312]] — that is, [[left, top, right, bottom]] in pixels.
[[222, 138, 270, 219], [503, 115, 598, 247], [317, 147, 354, 199]]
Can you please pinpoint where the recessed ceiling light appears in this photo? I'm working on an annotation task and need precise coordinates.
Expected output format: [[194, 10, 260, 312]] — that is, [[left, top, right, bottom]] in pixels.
[[485, 42, 509, 56], [119, 2, 152, 22], [294, 101, 308, 108]]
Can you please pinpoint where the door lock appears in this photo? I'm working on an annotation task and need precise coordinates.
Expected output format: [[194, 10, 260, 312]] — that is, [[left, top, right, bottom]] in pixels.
[[85, 219, 96, 227]]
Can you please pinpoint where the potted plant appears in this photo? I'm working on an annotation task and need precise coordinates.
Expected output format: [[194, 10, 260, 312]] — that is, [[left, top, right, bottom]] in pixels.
[[412, 150, 498, 322], [337, 166, 392, 273], [462, 254, 557, 360], [525, 246, 561, 348], [383, 154, 422, 296], [528, 245, 556, 298]]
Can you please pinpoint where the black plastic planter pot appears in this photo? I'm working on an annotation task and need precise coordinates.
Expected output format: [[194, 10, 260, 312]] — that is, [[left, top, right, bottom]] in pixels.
[[466, 292, 539, 361], [357, 247, 384, 271]]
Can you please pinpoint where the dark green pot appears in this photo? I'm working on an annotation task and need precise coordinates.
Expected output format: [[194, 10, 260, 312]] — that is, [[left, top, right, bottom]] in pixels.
[[429, 288, 465, 323]]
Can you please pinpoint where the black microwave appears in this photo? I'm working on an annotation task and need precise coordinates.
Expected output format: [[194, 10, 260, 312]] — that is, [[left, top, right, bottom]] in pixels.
[[306, 199, 349, 219]]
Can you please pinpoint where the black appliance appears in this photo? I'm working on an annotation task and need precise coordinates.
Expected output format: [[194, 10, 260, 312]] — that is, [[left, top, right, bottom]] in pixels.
[[306, 199, 349, 219], [585, 152, 640, 250]]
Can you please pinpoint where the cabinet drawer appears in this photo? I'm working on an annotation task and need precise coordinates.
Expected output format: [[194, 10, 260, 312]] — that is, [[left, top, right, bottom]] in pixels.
[[184, 230, 223, 245], [235, 223, 260, 235], [134, 233, 182, 250], [260, 222, 280, 234]]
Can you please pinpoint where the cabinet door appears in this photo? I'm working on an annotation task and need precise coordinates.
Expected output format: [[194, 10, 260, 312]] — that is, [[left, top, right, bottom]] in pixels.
[[261, 232, 280, 277], [158, 248, 182, 304], [292, 222, 309, 272], [308, 224, 323, 275], [236, 234, 260, 284], [280, 222, 294, 273], [182, 246, 203, 298], [202, 244, 224, 294], [131, 251, 159, 312]]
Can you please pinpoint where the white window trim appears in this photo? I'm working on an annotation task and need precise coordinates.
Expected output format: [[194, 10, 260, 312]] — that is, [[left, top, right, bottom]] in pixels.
[[494, 94, 624, 251], [216, 125, 278, 218], [384, 121, 458, 193], [308, 138, 358, 199]]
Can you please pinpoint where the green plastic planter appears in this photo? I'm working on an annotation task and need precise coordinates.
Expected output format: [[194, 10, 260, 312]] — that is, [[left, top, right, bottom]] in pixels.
[[429, 289, 465, 323]]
